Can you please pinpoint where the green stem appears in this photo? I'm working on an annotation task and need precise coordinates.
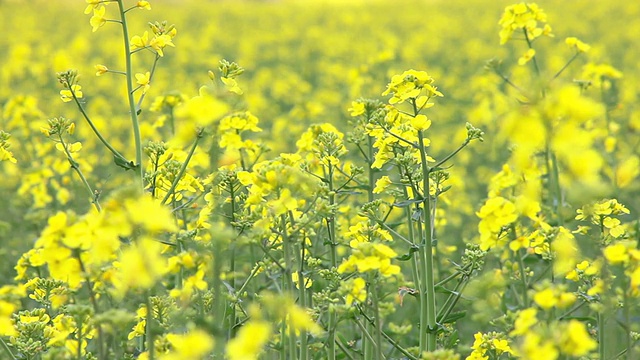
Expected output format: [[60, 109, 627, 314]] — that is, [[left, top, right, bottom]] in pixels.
[[146, 294, 155, 360], [493, 68, 527, 95], [353, 316, 378, 352], [510, 225, 529, 306], [557, 300, 587, 320], [335, 338, 356, 360], [161, 130, 203, 205], [294, 213, 308, 360], [517, 249, 529, 307], [75, 252, 105, 360], [371, 282, 383, 360], [523, 28, 542, 79], [69, 87, 126, 162], [117, 0, 144, 192], [76, 315, 83, 360], [598, 312, 605, 360], [400, 182, 421, 314], [58, 135, 102, 212], [359, 304, 418, 360], [212, 234, 225, 357], [436, 277, 468, 323], [136, 54, 161, 112], [236, 260, 261, 297], [367, 136, 375, 203], [418, 130, 437, 352], [280, 320, 287, 360], [436, 263, 472, 287], [228, 180, 237, 339], [376, 220, 414, 246], [550, 151, 563, 226], [0, 337, 17, 360], [625, 289, 633, 360], [551, 52, 580, 81], [151, 154, 160, 198], [327, 164, 337, 360], [430, 138, 470, 171], [360, 135, 376, 359], [281, 214, 297, 360]]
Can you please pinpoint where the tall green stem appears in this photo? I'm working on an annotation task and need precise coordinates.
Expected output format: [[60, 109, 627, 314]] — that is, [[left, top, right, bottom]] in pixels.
[[418, 130, 437, 352], [327, 164, 337, 360], [117, 0, 144, 192], [293, 211, 308, 360], [598, 311, 605, 360], [0, 337, 16, 360], [146, 294, 155, 360], [371, 282, 383, 360], [281, 214, 297, 360]]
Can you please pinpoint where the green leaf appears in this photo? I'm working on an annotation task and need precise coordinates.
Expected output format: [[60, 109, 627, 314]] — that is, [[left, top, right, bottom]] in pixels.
[[434, 285, 458, 295], [393, 198, 423, 208], [441, 311, 467, 324], [114, 155, 138, 171], [396, 246, 420, 261], [446, 329, 460, 348]]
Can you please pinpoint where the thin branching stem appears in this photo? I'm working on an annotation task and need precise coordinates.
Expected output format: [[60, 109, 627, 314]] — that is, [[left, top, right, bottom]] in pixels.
[[161, 130, 203, 205], [69, 87, 126, 162]]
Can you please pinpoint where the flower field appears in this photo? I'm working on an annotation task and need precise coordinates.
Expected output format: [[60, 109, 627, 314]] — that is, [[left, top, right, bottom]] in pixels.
[[1, 0, 639, 359]]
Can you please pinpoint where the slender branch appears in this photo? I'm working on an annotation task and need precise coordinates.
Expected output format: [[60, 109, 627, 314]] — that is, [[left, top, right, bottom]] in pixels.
[[376, 220, 415, 246], [358, 304, 417, 360], [161, 130, 203, 205], [136, 54, 161, 112], [493, 69, 527, 95], [335, 338, 356, 360], [58, 135, 102, 212], [551, 52, 580, 81], [430, 138, 470, 172], [0, 337, 17, 360], [382, 128, 419, 149], [69, 87, 126, 161], [523, 28, 542, 78], [558, 300, 588, 320], [353, 316, 379, 352]]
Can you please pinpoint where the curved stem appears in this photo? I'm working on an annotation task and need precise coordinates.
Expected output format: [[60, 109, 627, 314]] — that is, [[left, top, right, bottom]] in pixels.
[[69, 88, 125, 162]]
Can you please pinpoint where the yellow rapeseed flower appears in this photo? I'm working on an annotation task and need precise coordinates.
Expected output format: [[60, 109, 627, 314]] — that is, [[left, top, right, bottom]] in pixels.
[[89, 6, 107, 32], [557, 320, 597, 357], [226, 320, 271, 360], [59, 85, 83, 103], [162, 329, 214, 360]]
